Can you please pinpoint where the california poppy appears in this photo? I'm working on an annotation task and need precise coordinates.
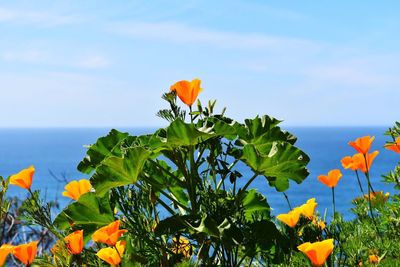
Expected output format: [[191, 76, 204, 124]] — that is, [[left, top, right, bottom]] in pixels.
[[318, 169, 342, 188], [96, 240, 126, 266], [64, 230, 84, 254], [297, 239, 334, 267], [0, 244, 14, 266], [385, 136, 400, 154], [349, 136, 375, 154], [341, 156, 359, 171], [92, 220, 128, 246], [9, 166, 35, 190], [62, 179, 92, 201], [369, 254, 379, 264], [299, 198, 317, 219], [172, 237, 192, 259], [276, 207, 301, 228], [12, 241, 38, 266], [354, 151, 379, 173], [170, 79, 202, 106]]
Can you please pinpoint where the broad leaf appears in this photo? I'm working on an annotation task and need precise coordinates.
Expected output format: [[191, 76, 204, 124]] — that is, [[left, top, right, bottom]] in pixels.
[[165, 119, 215, 147], [78, 129, 129, 174], [241, 142, 309, 191], [91, 147, 151, 196], [54, 192, 114, 230], [242, 189, 270, 221]]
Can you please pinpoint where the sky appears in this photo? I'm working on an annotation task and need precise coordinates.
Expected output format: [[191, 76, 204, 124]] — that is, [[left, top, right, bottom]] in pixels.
[[1, 0, 399, 127]]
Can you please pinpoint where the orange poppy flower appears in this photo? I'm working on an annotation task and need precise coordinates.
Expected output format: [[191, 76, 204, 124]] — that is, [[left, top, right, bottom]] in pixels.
[[276, 207, 301, 228], [369, 254, 379, 264], [170, 79, 202, 106], [9, 166, 35, 190], [297, 239, 334, 267], [0, 244, 14, 266], [385, 136, 400, 154], [341, 156, 359, 171], [62, 179, 92, 201], [12, 241, 38, 266], [318, 169, 342, 188], [92, 220, 128, 246], [354, 151, 379, 173], [349, 136, 375, 154], [299, 198, 317, 219], [96, 240, 126, 266], [64, 230, 84, 254]]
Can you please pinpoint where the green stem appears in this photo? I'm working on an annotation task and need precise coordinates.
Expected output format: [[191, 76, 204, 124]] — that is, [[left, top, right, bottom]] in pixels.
[[355, 170, 365, 195], [241, 174, 258, 193], [362, 155, 381, 239], [332, 187, 336, 220], [283, 192, 292, 210]]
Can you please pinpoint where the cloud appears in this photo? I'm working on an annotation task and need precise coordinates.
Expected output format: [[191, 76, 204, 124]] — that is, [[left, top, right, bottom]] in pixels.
[[108, 21, 320, 51], [77, 56, 110, 69], [0, 7, 81, 26]]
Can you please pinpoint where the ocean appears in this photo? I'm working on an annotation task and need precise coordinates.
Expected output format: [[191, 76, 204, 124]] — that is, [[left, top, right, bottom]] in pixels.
[[0, 127, 398, 220]]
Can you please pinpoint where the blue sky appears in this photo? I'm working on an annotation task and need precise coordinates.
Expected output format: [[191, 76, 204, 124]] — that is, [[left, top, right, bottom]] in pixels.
[[1, 1, 399, 127]]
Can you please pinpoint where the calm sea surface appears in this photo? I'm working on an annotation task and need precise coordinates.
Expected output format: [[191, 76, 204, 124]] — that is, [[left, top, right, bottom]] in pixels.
[[0, 127, 398, 219]]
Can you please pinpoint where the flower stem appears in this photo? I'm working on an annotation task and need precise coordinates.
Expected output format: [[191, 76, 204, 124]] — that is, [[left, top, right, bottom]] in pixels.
[[332, 187, 336, 220], [283, 192, 292, 210], [354, 170, 365, 195]]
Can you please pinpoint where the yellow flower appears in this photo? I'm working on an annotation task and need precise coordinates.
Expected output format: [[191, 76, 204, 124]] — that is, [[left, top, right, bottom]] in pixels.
[[9, 166, 35, 190], [64, 230, 84, 255], [299, 198, 317, 219], [96, 240, 126, 266], [297, 239, 334, 267], [172, 237, 192, 258], [276, 207, 301, 228], [62, 179, 92, 201], [12, 241, 38, 266], [170, 79, 202, 106], [92, 220, 128, 246]]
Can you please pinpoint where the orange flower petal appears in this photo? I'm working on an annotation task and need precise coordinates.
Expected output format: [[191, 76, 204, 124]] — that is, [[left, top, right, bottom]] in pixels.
[[348, 136, 374, 154], [170, 79, 202, 106], [12, 241, 38, 265], [298, 239, 334, 267], [9, 166, 35, 190], [62, 179, 92, 201], [318, 169, 342, 188], [64, 230, 84, 255], [385, 136, 400, 154], [92, 220, 128, 246], [0, 244, 14, 266]]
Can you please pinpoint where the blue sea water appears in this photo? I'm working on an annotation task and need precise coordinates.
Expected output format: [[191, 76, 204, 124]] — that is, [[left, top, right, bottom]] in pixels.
[[0, 127, 398, 220]]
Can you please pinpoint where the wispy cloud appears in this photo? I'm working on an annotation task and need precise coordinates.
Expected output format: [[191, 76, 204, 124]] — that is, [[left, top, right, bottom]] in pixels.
[[108, 21, 320, 51], [0, 7, 81, 26]]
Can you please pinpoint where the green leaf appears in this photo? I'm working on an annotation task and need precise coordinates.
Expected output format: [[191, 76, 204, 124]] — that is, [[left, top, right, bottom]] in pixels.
[[154, 215, 192, 235], [165, 119, 215, 147], [78, 129, 129, 174], [91, 147, 151, 196], [54, 192, 114, 230], [242, 189, 270, 221], [241, 142, 309, 191], [238, 115, 297, 146], [192, 216, 220, 237]]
